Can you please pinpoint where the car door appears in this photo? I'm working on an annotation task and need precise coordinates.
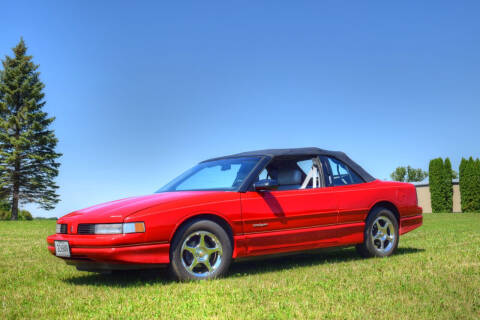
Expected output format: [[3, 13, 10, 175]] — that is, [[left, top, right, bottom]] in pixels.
[[240, 156, 338, 256], [321, 156, 370, 244]]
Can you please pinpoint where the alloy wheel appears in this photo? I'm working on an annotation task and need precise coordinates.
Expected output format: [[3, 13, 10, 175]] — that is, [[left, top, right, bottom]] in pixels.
[[180, 230, 223, 278], [371, 216, 396, 254]]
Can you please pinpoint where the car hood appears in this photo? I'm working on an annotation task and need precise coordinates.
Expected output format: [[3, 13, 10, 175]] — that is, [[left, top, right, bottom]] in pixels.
[[58, 191, 234, 224]]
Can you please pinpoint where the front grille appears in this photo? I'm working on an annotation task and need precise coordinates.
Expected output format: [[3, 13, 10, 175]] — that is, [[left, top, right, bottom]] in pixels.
[[77, 224, 95, 234], [58, 224, 68, 234]]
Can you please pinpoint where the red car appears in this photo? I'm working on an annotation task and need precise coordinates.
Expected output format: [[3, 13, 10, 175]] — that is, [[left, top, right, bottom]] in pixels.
[[47, 148, 422, 280]]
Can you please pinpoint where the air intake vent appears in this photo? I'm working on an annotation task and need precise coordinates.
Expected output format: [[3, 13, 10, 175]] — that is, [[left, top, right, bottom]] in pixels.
[[77, 224, 95, 235]]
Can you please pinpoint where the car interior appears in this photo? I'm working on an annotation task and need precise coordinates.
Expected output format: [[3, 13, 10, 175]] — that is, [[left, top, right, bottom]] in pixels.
[[258, 157, 322, 190], [255, 156, 364, 190]]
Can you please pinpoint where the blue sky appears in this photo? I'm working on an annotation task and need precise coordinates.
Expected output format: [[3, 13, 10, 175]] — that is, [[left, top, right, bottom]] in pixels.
[[1, 1, 479, 217]]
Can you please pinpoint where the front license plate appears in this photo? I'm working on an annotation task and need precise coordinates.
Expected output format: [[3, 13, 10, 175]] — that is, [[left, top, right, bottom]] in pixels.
[[54, 240, 70, 258]]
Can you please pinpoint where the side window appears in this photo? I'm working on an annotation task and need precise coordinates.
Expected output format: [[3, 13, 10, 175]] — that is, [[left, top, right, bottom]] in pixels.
[[297, 160, 313, 175], [255, 158, 323, 191], [324, 157, 364, 186], [258, 168, 268, 181]]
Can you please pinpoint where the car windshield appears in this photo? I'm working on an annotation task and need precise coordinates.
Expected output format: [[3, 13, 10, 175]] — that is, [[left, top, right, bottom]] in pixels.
[[157, 157, 261, 192]]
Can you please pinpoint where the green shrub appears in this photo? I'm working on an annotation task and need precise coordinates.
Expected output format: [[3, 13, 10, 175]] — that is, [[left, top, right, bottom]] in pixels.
[[0, 208, 33, 220], [0, 209, 11, 220], [19, 210, 33, 220]]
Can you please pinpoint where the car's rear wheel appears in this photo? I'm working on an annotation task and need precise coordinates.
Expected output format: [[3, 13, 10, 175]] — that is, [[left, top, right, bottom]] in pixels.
[[169, 219, 232, 281], [356, 207, 399, 257]]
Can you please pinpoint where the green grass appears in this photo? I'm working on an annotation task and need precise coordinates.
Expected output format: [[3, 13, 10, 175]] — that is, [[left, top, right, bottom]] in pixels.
[[1, 213, 479, 319]]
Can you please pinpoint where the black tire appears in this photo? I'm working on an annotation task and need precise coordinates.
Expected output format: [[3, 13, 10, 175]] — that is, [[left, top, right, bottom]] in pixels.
[[169, 219, 232, 281], [356, 207, 399, 258]]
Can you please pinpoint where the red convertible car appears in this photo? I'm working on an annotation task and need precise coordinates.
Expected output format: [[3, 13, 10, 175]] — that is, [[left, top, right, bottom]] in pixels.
[[47, 148, 422, 280]]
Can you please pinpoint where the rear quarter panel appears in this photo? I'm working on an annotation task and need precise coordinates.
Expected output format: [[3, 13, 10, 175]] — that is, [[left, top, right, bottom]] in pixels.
[[336, 180, 419, 223], [333, 180, 421, 244]]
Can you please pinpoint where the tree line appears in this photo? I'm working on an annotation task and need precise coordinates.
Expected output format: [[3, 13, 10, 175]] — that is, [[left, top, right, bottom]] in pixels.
[[429, 157, 480, 213], [392, 158, 480, 213]]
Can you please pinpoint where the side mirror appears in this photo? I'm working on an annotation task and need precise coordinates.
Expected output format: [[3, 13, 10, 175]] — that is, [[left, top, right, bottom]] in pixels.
[[253, 179, 278, 191]]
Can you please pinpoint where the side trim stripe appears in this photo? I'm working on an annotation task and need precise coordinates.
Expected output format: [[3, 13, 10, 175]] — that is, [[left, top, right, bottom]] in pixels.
[[240, 221, 365, 236]]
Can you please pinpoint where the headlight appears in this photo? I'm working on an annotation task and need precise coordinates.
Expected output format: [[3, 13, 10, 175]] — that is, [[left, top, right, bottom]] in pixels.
[[91, 222, 145, 234], [94, 223, 123, 234]]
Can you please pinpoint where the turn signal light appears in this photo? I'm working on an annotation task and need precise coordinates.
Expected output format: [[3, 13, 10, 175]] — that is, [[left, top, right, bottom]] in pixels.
[[123, 222, 145, 234]]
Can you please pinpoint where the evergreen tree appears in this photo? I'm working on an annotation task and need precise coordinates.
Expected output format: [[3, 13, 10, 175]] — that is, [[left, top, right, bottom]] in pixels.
[[0, 39, 61, 220], [474, 159, 480, 212], [429, 158, 444, 213], [465, 157, 475, 212], [460, 157, 480, 212], [443, 158, 453, 212], [459, 158, 467, 212]]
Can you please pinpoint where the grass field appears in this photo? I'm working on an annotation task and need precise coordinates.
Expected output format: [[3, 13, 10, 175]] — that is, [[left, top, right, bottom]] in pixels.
[[1, 213, 479, 319]]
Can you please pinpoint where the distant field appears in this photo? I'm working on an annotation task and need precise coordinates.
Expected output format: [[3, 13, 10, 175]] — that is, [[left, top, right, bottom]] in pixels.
[[0, 213, 479, 319]]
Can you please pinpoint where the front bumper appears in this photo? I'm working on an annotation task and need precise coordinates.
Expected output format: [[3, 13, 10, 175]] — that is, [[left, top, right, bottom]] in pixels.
[[47, 233, 170, 266]]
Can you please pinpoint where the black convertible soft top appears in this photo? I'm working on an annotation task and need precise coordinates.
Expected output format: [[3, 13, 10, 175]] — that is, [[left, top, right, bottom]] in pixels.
[[204, 147, 376, 182]]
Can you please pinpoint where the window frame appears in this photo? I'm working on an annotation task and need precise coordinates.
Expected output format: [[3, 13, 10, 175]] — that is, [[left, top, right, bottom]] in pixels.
[[157, 156, 264, 192], [248, 155, 327, 191], [320, 156, 366, 187]]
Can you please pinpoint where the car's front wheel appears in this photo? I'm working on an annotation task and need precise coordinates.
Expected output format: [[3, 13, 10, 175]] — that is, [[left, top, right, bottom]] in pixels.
[[169, 219, 232, 281], [356, 207, 399, 257]]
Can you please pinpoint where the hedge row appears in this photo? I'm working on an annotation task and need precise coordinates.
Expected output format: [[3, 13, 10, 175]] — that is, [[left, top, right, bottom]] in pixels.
[[429, 158, 453, 212], [459, 157, 480, 212]]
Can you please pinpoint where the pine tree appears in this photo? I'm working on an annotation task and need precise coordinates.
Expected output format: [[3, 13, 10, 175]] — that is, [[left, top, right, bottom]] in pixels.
[[0, 39, 61, 220], [443, 158, 453, 212]]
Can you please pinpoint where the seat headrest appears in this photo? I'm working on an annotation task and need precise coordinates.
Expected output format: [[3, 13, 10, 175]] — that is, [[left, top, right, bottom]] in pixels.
[[277, 168, 302, 185]]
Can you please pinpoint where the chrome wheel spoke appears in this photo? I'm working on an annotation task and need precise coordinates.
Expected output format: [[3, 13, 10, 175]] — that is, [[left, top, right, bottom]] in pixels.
[[203, 259, 212, 271], [199, 233, 207, 248], [184, 245, 197, 255], [188, 258, 198, 271], [206, 246, 222, 255]]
